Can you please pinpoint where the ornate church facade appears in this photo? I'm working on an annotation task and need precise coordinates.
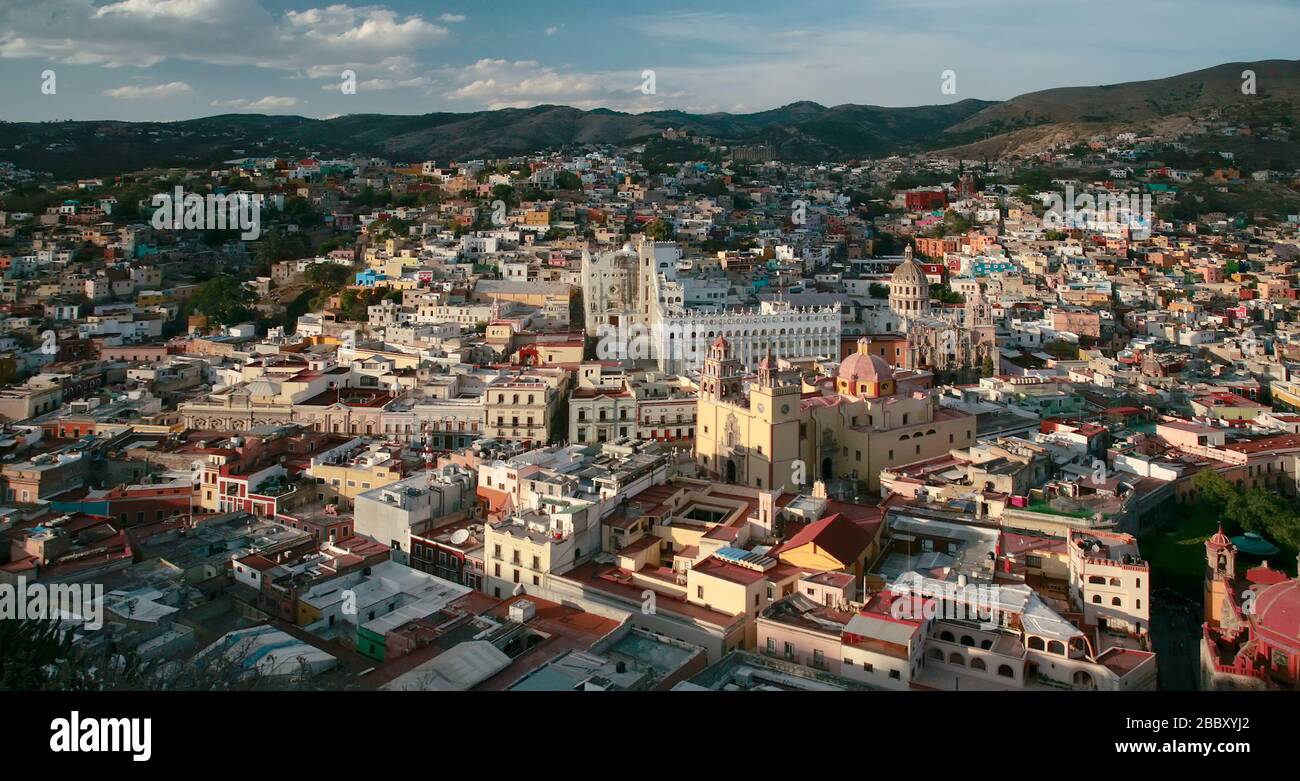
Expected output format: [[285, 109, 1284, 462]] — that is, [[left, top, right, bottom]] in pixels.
[[582, 238, 841, 375], [886, 247, 998, 375], [694, 335, 975, 493]]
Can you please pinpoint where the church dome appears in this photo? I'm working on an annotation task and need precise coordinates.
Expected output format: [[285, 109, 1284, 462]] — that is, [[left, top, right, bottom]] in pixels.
[[1252, 578, 1300, 640], [837, 351, 894, 384], [891, 256, 929, 289]]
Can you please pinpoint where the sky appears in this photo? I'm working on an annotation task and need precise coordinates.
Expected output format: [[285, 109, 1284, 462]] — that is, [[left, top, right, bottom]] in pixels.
[[0, 0, 1297, 122]]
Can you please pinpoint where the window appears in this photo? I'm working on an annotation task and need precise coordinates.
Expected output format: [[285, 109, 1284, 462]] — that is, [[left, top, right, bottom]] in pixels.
[[889, 670, 900, 680]]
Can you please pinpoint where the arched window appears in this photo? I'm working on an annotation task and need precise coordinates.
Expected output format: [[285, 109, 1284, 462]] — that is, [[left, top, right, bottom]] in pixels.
[[997, 664, 1015, 678], [1109, 577, 1122, 587], [1047, 640, 1066, 656], [929, 648, 944, 661], [960, 635, 975, 647], [1028, 636, 1045, 651], [1111, 596, 1122, 606], [1091, 595, 1102, 604], [1088, 575, 1106, 585], [939, 630, 955, 642], [971, 658, 987, 672], [948, 653, 965, 666]]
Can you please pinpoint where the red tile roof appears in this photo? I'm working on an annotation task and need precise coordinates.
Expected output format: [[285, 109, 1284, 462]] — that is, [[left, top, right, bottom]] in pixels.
[[779, 512, 874, 565]]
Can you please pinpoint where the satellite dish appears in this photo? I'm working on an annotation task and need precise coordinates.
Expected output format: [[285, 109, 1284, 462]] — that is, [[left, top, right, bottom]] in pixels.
[[449, 528, 470, 545]]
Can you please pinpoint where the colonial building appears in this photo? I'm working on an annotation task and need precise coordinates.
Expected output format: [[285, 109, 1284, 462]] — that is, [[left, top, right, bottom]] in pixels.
[[1201, 527, 1300, 690], [695, 336, 974, 493], [583, 238, 841, 374], [885, 247, 998, 375]]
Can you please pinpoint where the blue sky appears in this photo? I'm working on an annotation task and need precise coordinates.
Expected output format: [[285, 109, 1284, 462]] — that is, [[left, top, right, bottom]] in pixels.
[[1, 0, 1297, 122]]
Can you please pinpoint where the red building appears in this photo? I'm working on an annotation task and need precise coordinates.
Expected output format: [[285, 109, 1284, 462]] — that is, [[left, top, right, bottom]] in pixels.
[[1202, 529, 1300, 689], [905, 190, 948, 211]]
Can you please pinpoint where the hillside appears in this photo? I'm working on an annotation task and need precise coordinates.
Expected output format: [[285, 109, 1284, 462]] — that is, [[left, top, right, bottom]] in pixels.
[[0, 100, 994, 178], [1, 59, 1297, 178], [938, 59, 1300, 159]]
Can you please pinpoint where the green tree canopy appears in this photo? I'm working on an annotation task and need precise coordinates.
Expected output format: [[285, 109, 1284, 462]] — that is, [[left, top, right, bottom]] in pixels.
[[190, 276, 255, 327]]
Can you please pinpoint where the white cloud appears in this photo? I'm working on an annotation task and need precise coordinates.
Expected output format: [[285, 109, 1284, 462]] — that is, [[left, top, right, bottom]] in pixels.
[[438, 59, 688, 112], [0, 0, 449, 71], [95, 0, 236, 22], [439, 13, 466, 23], [283, 5, 448, 52], [210, 95, 304, 111], [322, 75, 432, 92], [102, 80, 193, 99]]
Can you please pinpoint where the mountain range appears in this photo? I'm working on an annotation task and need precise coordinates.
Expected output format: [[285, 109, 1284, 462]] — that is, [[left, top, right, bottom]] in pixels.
[[2, 59, 1297, 179]]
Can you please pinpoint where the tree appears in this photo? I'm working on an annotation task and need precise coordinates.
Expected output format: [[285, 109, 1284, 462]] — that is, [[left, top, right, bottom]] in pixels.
[[555, 171, 583, 191], [490, 184, 517, 208], [1191, 470, 1300, 551], [279, 196, 322, 228], [930, 283, 965, 304], [374, 217, 410, 238], [0, 618, 141, 691], [1191, 470, 1236, 509], [644, 219, 674, 241], [338, 289, 370, 322], [0, 617, 339, 691], [190, 276, 255, 327], [303, 263, 351, 288], [1042, 340, 1079, 360], [256, 228, 311, 267]]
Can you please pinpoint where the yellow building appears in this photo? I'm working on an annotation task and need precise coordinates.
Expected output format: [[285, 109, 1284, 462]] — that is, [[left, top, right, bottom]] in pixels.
[[695, 337, 974, 492], [483, 371, 566, 446], [776, 512, 879, 580], [522, 208, 551, 227], [308, 440, 406, 506]]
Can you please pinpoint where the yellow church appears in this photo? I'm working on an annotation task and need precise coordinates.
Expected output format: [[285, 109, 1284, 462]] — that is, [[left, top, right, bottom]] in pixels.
[[695, 336, 975, 494]]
